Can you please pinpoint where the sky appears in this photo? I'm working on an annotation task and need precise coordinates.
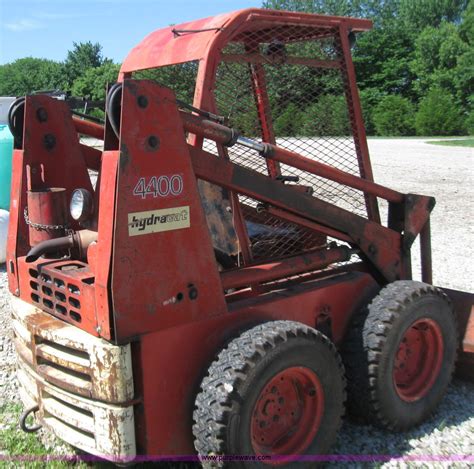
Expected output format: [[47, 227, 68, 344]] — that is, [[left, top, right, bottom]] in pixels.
[[0, 0, 259, 65]]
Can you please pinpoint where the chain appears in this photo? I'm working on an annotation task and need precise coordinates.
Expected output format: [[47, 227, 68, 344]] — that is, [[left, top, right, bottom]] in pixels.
[[24, 207, 69, 232]]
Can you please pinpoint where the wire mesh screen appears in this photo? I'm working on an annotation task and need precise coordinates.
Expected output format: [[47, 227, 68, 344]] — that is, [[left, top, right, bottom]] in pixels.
[[132, 61, 199, 103], [210, 24, 367, 260], [240, 200, 325, 260], [130, 25, 369, 264]]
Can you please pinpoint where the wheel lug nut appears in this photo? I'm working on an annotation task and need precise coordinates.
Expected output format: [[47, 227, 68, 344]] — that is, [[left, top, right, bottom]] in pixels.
[[273, 415, 279, 422], [259, 421, 266, 428], [308, 388, 316, 397], [278, 397, 284, 404], [271, 386, 277, 394]]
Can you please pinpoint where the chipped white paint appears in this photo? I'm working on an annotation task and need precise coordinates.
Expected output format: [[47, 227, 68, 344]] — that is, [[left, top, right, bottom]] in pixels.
[[162, 295, 177, 306], [12, 296, 136, 462], [11, 296, 134, 403], [17, 362, 136, 461]]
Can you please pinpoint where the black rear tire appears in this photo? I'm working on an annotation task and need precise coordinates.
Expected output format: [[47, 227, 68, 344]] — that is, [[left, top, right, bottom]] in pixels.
[[341, 280, 458, 430], [193, 320, 346, 468]]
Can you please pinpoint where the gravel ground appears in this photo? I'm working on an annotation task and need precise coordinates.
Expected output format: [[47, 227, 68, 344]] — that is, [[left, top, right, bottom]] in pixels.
[[0, 138, 472, 465], [368, 138, 473, 293], [0, 264, 16, 405]]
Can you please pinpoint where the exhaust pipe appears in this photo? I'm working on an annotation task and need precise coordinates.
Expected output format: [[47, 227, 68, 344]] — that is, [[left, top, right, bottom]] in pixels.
[[25, 235, 74, 262], [26, 230, 98, 263]]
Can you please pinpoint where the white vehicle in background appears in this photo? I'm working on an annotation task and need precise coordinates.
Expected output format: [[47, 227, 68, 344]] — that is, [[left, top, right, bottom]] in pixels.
[[0, 97, 15, 125]]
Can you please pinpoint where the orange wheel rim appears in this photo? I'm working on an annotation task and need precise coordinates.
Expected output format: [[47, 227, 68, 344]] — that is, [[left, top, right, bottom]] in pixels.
[[250, 366, 324, 464], [393, 318, 444, 402]]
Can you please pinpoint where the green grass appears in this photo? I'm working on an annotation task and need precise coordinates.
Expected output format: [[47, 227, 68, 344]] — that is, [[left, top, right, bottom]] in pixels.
[[0, 403, 87, 468], [366, 135, 472, 140], [0, 404, 185, 468], [426, 137, 474, 147]]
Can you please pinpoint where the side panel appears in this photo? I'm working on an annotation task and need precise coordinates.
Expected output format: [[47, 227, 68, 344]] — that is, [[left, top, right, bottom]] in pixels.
[[8, 96, 93, 296], [7, 149, 28, 294], [94, 150, 120, 340], [135, 272, 378, 455], [111, 81, 227, 342], [19, 95, 93, 206]]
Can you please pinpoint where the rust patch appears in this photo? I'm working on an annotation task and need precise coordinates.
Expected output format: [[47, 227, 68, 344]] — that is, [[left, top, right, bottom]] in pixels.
[[120, 144, 131, 170]]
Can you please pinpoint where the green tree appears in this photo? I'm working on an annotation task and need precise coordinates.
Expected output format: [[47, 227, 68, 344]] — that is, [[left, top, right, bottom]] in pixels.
[[263, 0, 353, 15], [457, 1, 474, 115], [0, 58, 65, 96], [415, 88, 465, 135], [263, 0, 398, 24], [459, 0, 474, 43], [400, 0, 468, 30], [302, 94, 350, 136], [71, 62, 120, 100], [359, 88, 386, 135], [133, 62, 197, 104], [410, 22, 470, 100], [64, 41, 107, 88], [353, 19, 417, 98], [273, 103, 305, 136], [372, 95, 415, 136], [465, 107, 474, 135], [263, 1, 416, 97]]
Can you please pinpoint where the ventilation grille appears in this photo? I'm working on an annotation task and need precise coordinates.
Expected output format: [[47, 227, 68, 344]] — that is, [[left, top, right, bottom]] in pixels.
[[35, 338, 93, 397], [29, 266, 83, 324]]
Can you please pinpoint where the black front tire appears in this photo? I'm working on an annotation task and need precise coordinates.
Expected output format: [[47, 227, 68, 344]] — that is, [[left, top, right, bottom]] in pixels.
[[193, 321, 346, 468]]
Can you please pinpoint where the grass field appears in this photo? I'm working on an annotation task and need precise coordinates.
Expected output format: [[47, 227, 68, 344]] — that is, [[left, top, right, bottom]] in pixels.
[[0, 404, 180, 467], [367, 135, 471, 140], [426, 138, 474, 147], [0, 403, 61, 467], [0, 403, 88, 468]]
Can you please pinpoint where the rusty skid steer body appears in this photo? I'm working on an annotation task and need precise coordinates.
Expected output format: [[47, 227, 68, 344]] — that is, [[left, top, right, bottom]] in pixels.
[[6, 8, 473, 465]]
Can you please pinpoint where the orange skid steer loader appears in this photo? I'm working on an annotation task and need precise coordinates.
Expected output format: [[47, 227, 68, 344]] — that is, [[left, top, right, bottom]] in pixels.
[[6, 8, 473, 465]]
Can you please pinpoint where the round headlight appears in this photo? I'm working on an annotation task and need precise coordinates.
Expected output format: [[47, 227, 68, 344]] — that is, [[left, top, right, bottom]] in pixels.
[[70, 189, 93, 223]]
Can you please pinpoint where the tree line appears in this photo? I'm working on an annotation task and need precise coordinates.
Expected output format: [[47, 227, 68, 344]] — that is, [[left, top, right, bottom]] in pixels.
[[0, 0, 472, 136], [264, 0, 473, 136], [0, 41, 120, 109]]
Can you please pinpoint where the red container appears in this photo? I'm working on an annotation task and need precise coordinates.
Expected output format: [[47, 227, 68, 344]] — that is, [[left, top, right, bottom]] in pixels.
[[26, 188, 68, 246]]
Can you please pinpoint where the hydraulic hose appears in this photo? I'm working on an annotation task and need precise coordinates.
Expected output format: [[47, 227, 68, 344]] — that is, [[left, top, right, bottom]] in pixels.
[[19, 405, 42, 433], [8, 97, 25, 147], [106, 82, 123, 138]]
